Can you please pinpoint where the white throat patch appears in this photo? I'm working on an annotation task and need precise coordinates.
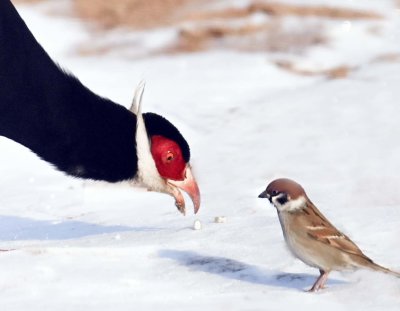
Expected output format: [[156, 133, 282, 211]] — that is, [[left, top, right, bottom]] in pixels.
[[273, 195, 306, 213], [130, 82, 167, 193]]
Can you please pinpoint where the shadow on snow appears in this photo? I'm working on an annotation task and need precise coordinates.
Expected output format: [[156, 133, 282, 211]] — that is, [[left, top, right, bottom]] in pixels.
[[0, 215, 158, 241], [159, 249, 347, 291]]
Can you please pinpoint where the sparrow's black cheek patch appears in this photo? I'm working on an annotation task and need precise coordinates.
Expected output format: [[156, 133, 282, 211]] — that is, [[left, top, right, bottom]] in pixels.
[[277, 194, 288, 205]]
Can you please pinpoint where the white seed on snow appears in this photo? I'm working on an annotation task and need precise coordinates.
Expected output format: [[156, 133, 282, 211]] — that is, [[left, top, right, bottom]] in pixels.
[[214, 216, 226, 223], [193, 220, 202, 230]]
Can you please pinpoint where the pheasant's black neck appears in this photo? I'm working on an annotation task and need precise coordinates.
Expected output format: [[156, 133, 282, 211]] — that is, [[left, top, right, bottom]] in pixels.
[[0, 0, 137, 182], [0, 0, 190, 183]]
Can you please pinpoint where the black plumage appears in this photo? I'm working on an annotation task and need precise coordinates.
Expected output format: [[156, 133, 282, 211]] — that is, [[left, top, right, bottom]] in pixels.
[[0, 0, 190, 183]]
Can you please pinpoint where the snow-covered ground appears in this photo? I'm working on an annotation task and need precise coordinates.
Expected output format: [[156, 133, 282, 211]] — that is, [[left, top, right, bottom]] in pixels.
[[1, 1, 400, 310]]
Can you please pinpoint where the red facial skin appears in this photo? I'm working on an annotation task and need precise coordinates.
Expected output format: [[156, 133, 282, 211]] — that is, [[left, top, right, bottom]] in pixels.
[[150, 135, 186, 181]]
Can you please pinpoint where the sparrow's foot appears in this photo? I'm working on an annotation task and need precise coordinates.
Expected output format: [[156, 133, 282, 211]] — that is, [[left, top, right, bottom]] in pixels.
[[308, 269, 330, 292]]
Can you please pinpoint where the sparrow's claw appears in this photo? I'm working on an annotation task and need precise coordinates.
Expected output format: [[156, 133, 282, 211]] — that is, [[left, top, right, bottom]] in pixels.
[[307, 285, 327, 292], [307, 270, 329, 292]]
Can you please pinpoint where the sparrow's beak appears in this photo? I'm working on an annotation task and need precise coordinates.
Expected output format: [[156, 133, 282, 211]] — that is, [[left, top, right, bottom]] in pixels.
[[258, 190, 268, 199], [258, 190, 272, 203], [167, 165, 200, 215]]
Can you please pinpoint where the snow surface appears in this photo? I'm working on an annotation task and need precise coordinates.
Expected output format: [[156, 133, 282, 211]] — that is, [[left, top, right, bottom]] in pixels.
[[1, 1, 400, 310]]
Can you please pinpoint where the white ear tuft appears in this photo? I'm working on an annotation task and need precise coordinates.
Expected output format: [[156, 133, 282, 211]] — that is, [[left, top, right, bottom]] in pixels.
[[131, 81, 166, 193], [130, 80, 146, 115]]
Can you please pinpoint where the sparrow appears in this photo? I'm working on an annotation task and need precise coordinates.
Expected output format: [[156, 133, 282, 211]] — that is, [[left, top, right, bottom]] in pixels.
[[258, 178, 400, 292]]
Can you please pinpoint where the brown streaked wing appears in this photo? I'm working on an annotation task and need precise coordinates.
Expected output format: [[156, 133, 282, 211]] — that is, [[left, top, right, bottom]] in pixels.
[[307, 224, 367, 257], [303, 202, 367, 257]]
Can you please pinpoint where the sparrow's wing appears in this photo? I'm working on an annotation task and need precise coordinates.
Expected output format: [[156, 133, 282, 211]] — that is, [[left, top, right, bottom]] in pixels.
[[303, 202, 367, 258], [306, 227, 366, 257], [306, 215, 400, 275]]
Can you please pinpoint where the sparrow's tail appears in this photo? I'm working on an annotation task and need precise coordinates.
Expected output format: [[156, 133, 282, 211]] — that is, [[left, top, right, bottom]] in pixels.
[[368, 262, 400, 278]]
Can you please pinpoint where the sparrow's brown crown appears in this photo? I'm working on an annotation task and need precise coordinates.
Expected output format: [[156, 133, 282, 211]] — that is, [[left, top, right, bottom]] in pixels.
[[259, 178, 306, 201]]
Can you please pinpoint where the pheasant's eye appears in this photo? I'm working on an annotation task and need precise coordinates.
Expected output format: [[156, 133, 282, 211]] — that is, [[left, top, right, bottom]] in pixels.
[[151, 135, 186, 181], [165, 151, 174, 163]]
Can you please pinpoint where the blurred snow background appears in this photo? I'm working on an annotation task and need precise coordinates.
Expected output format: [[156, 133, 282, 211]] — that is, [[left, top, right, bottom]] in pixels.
[[1, 0, 400, 310]]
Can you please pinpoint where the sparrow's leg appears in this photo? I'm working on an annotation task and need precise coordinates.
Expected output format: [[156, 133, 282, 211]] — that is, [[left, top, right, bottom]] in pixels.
[[308, 269, 330, 292]]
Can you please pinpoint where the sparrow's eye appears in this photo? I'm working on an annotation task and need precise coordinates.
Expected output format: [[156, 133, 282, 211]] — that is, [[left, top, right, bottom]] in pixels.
[[271, 190, 279, 196]]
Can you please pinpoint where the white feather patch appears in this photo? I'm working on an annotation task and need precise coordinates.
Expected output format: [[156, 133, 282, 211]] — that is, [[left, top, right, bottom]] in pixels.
[[131, 82, 168, 193], [325, 235, 345, 240], [306, 225, 326, 230], [130, 80, 145, 114], [273, 195, 306, 213]]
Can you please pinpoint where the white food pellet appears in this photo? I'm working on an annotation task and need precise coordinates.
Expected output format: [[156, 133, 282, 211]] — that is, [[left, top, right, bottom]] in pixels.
[[214, 216, 226, 223], [193, 220, 202, 230]]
